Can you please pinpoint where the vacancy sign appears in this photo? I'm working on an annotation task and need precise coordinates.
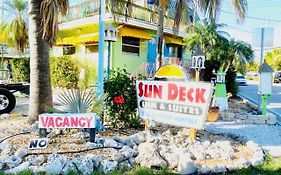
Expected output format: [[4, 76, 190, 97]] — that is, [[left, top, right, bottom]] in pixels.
[[39, 113, 96, 128], [136, 80, 213, 129]]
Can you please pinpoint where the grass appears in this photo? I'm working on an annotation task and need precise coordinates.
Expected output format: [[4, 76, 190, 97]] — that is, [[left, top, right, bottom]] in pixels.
[[234, 155, 281, 175], [1, 156, 280, 175]]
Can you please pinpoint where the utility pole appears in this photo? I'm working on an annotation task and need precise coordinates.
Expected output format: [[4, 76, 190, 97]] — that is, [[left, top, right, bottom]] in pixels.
[[1, 0, 4, 81], [258, 27, 265, 113], [98, 0, 105, 98]]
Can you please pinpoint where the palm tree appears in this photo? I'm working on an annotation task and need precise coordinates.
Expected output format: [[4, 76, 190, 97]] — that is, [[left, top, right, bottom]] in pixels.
[[2, 0, 28, 53], [198, 0, 247, 23], [185, 22, 253, 72], [28, 0, 68, 123]]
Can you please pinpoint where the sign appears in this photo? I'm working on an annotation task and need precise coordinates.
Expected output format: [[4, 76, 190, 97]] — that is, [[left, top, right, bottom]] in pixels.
[[28, 138, 48, 149], [136, 80, 213, 129], [39, 113, 96, 128], [252, 27, 274, 47]]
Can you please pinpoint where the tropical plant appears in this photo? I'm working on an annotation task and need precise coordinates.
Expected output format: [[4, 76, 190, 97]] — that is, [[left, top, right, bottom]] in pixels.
[[186, 22, 253, 73], [264, 48, 281, 70], [1, 0, 28, 53], [198, 0, 248, 23], [10, 57, 30, 82], [50, 56, 79, 89], [104, 68, 140, 128], [28, 0, 69, 123]]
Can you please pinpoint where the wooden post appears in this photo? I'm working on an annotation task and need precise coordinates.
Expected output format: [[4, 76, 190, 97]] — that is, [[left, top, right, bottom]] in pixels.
[[189, 69, 200, 140]]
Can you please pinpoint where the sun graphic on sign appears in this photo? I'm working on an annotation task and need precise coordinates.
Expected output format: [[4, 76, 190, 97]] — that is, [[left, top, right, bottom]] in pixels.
[[154, 64, 189, 81]]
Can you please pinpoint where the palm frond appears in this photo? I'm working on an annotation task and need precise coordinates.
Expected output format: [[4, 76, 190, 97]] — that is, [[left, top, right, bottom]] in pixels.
[[57, 88, 95, 113], [40, 0, 69, 46]]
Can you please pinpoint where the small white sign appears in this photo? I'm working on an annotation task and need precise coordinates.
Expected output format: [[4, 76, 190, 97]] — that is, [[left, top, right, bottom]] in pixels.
[[28, 138, 49, 150]]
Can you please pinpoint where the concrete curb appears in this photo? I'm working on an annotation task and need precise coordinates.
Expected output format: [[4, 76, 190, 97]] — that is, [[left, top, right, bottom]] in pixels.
[[237, 93, 281, 125]]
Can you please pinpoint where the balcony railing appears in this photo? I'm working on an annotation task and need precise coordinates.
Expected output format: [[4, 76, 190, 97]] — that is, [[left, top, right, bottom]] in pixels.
[[59, 0, 187, 33]]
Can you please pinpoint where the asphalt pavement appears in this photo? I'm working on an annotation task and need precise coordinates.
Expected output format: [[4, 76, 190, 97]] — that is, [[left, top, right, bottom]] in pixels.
[[237, 80, 281, 123]]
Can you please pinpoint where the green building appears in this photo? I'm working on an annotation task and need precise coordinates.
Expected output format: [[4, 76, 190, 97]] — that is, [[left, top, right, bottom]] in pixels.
[[52, 0, 192, 76]]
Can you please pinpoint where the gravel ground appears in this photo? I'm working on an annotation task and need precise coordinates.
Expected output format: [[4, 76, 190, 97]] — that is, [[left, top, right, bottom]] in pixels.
[[7, 96, 281, 159], [205, 122, 281, 157]]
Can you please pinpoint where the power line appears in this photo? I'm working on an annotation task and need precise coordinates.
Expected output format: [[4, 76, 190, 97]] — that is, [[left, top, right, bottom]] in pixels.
[[222, 10, 281, 23], [226, 25, 252, 33]]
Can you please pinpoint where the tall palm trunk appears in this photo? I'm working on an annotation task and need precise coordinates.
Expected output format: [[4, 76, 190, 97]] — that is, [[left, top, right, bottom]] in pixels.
[[28, 0, 52, 123], [157, 3, 164, 68]]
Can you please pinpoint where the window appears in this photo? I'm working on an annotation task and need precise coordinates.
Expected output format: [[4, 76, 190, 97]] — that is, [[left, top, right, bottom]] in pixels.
[[85, 44, 98, 54], [122, 36, 140, 56], [63, 45, 75, 55]]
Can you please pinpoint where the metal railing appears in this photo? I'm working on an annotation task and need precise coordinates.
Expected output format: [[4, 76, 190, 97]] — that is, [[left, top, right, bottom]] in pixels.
[[59, 0, 187, 33]]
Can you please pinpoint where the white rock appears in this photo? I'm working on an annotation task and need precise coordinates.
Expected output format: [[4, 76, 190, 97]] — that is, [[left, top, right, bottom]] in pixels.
[[28, 166, 45, 174], [198, 165, 211, 174], [120, 145, 137, 159], [125, 138, 136, 148], [4, 162, 30, 174], [62, 161, 77, 175], [112, 136, 126, 145], [128, 132, 146, 145], [177, 158, 197, 175], [162, 152, 179, 169], [250, 150, 265, 166], [212, 165, 227, 173], [15, 148, 27, 158], [99, 159, 118, 173], [86, 142, 98, 149], [75, 155, 95, 175], [5, 155, 22, 168], [104, 139, 118, 148], [93, 155, 104, 169], [0, 141, 13, 155], [26, 155, 45, 166], [45, 154, 67, 174], [246, 141, 260, 152]]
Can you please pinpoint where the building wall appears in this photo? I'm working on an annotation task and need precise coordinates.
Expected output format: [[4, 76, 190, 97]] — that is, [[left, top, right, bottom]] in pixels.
[[111, 35, 147, 73]]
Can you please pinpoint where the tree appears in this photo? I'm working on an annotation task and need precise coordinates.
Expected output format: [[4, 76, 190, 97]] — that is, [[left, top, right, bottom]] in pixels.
[[28, 0, 68, 123], [199, 0, 248, 23], [1, 0, 28, 53], [264, 48, 281, 70], [185, 22, 253, 72]]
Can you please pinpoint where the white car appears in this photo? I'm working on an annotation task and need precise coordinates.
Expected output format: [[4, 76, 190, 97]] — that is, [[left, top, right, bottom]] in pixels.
[[236, 75, 247, 86]]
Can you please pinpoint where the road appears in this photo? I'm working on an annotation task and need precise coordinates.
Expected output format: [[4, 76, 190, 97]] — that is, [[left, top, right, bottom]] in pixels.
[[238, 80, 281, 121]]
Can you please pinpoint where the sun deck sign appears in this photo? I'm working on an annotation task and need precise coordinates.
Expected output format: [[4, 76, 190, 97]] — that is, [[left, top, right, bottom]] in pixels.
[[39, 113, 96, 128], [136, 80, 212, 129]]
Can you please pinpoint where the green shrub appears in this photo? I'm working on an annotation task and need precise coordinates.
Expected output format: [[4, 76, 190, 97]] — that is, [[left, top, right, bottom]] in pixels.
[[74, 58, 97, 88], [104, 68, 140, 128], [50, 56, 79, 88], [10, 57, 30, 82]]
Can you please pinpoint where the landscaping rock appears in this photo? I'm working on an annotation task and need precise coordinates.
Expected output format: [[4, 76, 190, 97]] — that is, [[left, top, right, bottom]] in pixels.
[[99, 159, 118, 173], [75, 154, 95, 175], [86, 142, 98, 149], [4, 161, 30, 174], [104, 138, 118, 148], [45, 153, 67, 174], [26, 155, 45, 166], [29, 166, 45, 174], [14, 148, 27, 159], [4, 155, 22, 168], [177, 158, 197, 175]]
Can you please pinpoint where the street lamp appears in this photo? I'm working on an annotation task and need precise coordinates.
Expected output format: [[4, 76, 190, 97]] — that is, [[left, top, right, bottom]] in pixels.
[[191, 45, 205, 81], [104, 25, 117, 77], [258, 59, 273, 115]]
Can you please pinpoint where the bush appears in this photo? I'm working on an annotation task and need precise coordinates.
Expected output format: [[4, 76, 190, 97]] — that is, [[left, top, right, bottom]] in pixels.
[[73, 58, 97, 88], [50, 56, 79, 88], [226, 66, 238, 96], [10, 57, 30, 82], [104, 68, 140, 128]]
